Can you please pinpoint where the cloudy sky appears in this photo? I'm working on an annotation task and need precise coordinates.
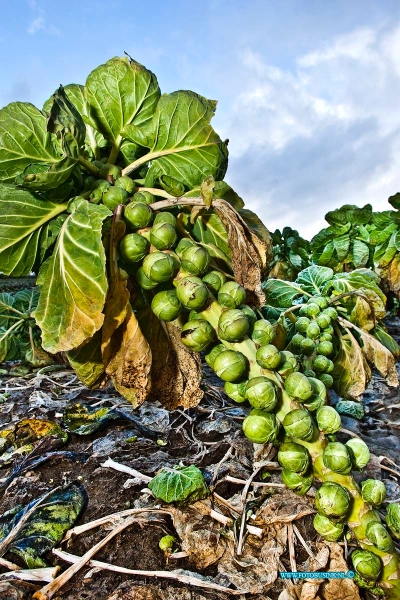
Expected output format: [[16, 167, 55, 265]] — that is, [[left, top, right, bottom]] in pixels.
[[1, 0, 400, 237]]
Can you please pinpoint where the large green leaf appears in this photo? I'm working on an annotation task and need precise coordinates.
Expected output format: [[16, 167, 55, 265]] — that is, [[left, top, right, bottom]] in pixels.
[[0, 185, 67, 276], [148, 465, 209, 504], [263, 278, 305, 307], [33, 199, 111, 353], [85, 57, 160, 160], [352, 239, 370, 268], [295, 265, 334, 295], [123, 91, 228, 189]]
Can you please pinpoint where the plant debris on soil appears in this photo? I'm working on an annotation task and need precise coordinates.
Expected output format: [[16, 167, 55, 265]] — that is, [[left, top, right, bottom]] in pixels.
[[0, 321, 399, 600]]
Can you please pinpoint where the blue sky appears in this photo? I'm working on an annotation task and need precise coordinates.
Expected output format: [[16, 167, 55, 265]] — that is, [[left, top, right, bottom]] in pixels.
[[1, 0, 400, 237]]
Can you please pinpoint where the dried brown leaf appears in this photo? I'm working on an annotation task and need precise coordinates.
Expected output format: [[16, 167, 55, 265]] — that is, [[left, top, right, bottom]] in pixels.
[[322, 543, 361, 600]]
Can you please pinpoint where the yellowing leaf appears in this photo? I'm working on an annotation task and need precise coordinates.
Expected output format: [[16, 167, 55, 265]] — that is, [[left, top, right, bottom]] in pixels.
[[332, 327, 371, 399]]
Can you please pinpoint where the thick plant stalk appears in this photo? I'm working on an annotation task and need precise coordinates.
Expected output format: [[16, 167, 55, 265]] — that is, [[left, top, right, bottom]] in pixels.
[[201, 300, 400, 598]]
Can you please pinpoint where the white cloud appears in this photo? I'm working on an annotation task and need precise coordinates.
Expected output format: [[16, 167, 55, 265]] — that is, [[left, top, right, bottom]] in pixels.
[[28, 16, 45, 35], [27, 1, 60, 36]]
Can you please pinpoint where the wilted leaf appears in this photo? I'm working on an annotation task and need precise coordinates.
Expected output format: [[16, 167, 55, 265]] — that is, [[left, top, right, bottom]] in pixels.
[[63, 404, 121, 435], [296, 265, 334, 295], [332, 326, 371, 399], [238, 208, 271, 243], [0, 484, 86, 568], [201, 175, 215, 207], [190, 210, 230, 257], [148, 465, 209, 504], [33, 199, 111, 353], [263, 278, 304, 308], [372, 324, 400, 359], [66, 330, 107, 388], [327, 270, 386, 319]]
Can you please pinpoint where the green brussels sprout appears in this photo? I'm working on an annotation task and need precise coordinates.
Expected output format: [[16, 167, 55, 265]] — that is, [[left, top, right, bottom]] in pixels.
[[245, 377, 277, 412], [188, 309, 206, 321], [84, 175, 96, 190], [119, 233, 149, 264], [218, 309, 249, 342], [316, 313, 331, 329], [323, 442, 352, 474], [277, 350, 298, 377], [366, 522, 394, 552], [346, 438, 370, 470], [306, 303, 320, 318], [284, 372, 313, 401], [295, 317, 310, 333], [299, 305, 309, 316], [158, 534, 177, 552], [325, 359, 334, 373], [306, 321, 320, 340], [323, 306, 338, 320], [142, 252, 174, 283], [136, 267, 159, 290], [151, 290, 182, 321], [213, 350, 247, 382], [283, 409, 314, 441], [181, 319, 215, 352], [99, 163, 122, 180], [309, 377, 327, 401], [251, 319, 275, 346], [304, 394, 325, 412], [313, 513, 344, 541], [181, 245, 210, 276], [176, 276, 209, 310], [316, 341, 333, 356], [150, 222, 177, 250], [316, 406, 341, 434], [240, 305, 257, 330], [315, 482, 350, 520], [92, 160, 104, 169], [102, 186, 129, 210], [312, 355, 330, 373], [282, 469, 314, 496], [361, 479, 386, 507], [386, 503, 400, 539], [124, 202, 153, 229], [256, 344, 281, 369], [318, 373, 333, 388], [335, 400, 364, 420], [301, 337, 315, 356], [313, 296, 329, 310], [351, 549, 382, 582], [224, 380, 248, 403], [319, 332, 333, 342], [291, 333, 304, 352], [176, 238, 195, 258], [115, 175, 135, 193], [242, 410, 280, 443], [205, 343, 226, 368], [278, 442, 310, 474], [218, 282, 247, 309], [154, 211, 177, 227], [90, 188, 103, 203], [303, 369, 316, 378], [324, 324, 335, 336], [132, 191, 154, 204], [202, 271, 226, 294], [92, 179, 111, 192]]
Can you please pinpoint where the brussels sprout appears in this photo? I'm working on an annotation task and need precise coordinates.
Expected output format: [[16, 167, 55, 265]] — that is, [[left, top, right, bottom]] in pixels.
[[132, 191, 154, 204], [309, 377, 327, 401], [351, 549, 382, 582], [326, 359, 334, 373], [283, 409, 314, 441], [315, 482, 350, 520], [181, 245, 210, 276], [313, 513, 344, 541], [188, 309, 206, 322], [142, 252, 174, 283], [277, 442, 310, 474], [318, 373, 333, 388], [218, 282, 247, 309], [218, 309, 249, 342], [295, 317, 310, 333], [284, 372, 313, 401], [99, 163, 122, 180], [291, 333, 304, 352], [92, 160, 104, 169], [299, 305, 309, 316], [277, 350, 298, 377], [136, 267, 159, 290], [256, 344, 281, 369], [90, 188, 103, 203], [92, 179, 111, 191], [176, 238, 195, 258], [366, 522, 394, 552], [346, 438, 370, 470], [240, 305, 257, 330], [386, 503, 400, 539], [316, 341, 333, 356], [323, 306, 338, 320], [303, 369, 316, 378], [154, 211, 177, 227], [316, 313, 331, 329], [323, 442, 352, 474], [224, 380, 248, 403], [245, 377, 277, 412], [304, 394, 325, 412], [159, 534, 177, 552], [176, 276, 209, 310], [205, 343, 226, 368], [84, 175, 96, 190], [251, 319, 275, 347], [361, 479, 387, 507], [202, 271, 226, 294], [115, 175, 135, 193], [282, 469, 314, 495], [306, 321, 320, 339], [151, 290, 182, 322], [150, 222, 177, 250], [312, 355, 330, 373], [124, 202, 153, 229], [242, 411, 280, 443], [119, 233, 149, 264], [301, 337, 315, 356], [319, 332, 333, 342], [102, 186, 129, 210], [181, 319, 215, 352], [316, 406, 341, 434], [313, 296, 329, 310], [324, 324, 335, 336], [306, 303, 320, 318], [213, 350, 247, 382], [335, 400, 364, 420]]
